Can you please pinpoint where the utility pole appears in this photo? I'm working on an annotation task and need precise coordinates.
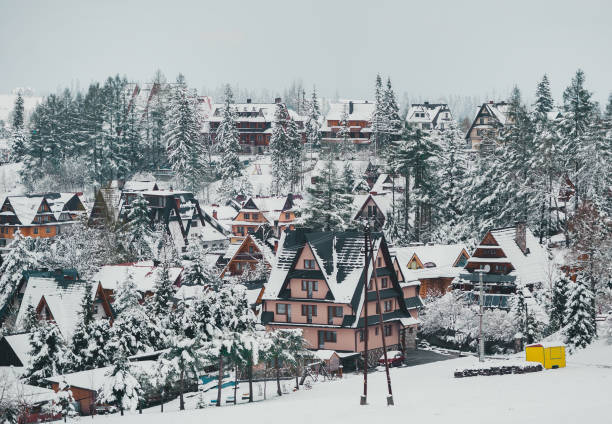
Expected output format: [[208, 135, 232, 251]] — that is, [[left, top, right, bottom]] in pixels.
[[360, 228, 369, 406], [475, 265, 490, 362], [367, 223, 394, 406]]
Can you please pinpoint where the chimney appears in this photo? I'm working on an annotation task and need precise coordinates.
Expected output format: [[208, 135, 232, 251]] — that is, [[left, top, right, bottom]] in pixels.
[[212, 209, 218, 220], [275, 97, 282, 104], [274, 240, 279, 253], [424, 101, 429, 105], [349, 101, 354, 115], [489, 100, 494, 104], [246, 98, 252, 104], [515, 221, 527, 254]]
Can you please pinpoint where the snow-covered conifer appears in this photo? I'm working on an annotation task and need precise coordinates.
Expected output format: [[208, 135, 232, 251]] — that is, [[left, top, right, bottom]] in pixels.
[[564, 274, 596, 350], [124, 194, 154, 261], [216, 85, 242, 188], [101, 346, 141, 416], [27, 321, 71, 386]]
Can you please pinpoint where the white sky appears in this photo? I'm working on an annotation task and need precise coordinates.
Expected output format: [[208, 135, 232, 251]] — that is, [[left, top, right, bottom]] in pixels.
[[1, 0, 610, 106]]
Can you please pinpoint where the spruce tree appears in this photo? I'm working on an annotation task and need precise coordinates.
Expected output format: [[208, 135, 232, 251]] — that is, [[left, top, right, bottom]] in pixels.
[[337, 105, 353, 160], [533, 74, 554, 117], [216, 85, 242, 188], [101, 346, 141, 416], [370, 74, 386, 154], [382, 77, 402, 145], [164, 74, 204, 192], [304, 87, 322, 149], [270, 102, 302, 193], [0, 232, 42, 314], [124, 194, 154, 261], [303, 153, 354, 231], [27, 321, 71, 386], [12, 92, 25, 130], [564, 275, 596, 350], [70, 283, 95, 370], [549, 276, 571, 332]]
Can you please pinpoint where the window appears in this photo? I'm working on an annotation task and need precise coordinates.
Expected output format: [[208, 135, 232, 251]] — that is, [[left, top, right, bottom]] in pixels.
[[375, 326, 379, 336], [375, 302, 380, 314], [384, 300, 393, 312], [45, 227, 51, 234], [244, 213, 250, 220], [495, 264, 505, 272], [367, 205, 377, 217], [285, 212, 290, 220], [302, 305, 317, 323], [33, 227, 38, 234], [377, 257, 382, 267], [359, 330, 364, 341], [191, 221, 198, 227], [384, 325, 392, 337], [479, 117, 485, 124], [301, 280, 318, 298], [249, 246, 254, 254], [276, 303, 287, 314], [422, 123, 430, 130], [318, 330, 337, 347], [252, 213, 259, 220], [476, 129, 484, 136], [327, 306, 343, 324], [304, 259, 315, 269], [381, 277, 388, 288]]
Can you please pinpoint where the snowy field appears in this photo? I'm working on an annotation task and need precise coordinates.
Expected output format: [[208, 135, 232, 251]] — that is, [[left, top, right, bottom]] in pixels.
[[89, 339, 611, 424]]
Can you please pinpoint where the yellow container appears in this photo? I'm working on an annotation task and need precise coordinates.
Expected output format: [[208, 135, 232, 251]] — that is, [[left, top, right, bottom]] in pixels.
[[526, 343, 566, 369]]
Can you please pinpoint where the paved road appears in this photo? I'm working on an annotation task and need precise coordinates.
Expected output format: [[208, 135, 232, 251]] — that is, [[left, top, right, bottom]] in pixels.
[[402, 348, 459, 367]]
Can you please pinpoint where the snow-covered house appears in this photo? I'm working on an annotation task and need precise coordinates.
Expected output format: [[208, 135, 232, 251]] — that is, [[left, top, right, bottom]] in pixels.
[[205, 98, 304, 154], [0, 196, 58, 249], [88, 179, 158, 227], [465, 101, 512, 152], [394, 244, 470, 297], [405, 102, 453, 131], [231, 195, 299, 242], [351, 193, 395, 231], [321, 101, 375, 147], [458, 222, 549, 300], [15, 270, 113, 338], [201, 203, 239, 234], [220, 230, 277, 279], [91, 261, 183, 299], [0, 332, 33, 369], [261, 229, 420, 354]]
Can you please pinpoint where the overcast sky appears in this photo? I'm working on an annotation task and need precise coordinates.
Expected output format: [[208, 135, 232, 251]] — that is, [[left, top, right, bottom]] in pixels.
[[1, 0, 611, 107]]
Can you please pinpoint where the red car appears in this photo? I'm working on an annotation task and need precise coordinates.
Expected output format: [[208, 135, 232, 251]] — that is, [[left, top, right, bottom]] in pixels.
[[378, 350, 405, 367]]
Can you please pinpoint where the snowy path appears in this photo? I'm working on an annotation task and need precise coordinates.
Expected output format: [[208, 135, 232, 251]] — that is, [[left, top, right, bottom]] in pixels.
[[90, 342, 611, 424]]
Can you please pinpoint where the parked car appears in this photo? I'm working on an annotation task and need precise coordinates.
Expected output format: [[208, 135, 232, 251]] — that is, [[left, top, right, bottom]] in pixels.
[[378, 350, 405, 367], [95, 405, 118, 415]]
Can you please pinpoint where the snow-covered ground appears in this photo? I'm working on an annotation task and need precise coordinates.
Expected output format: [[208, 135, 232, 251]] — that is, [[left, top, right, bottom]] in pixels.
[[88, 339, 611, 424]]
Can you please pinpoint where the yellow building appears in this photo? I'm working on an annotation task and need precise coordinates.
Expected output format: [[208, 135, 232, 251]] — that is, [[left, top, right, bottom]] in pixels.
[[526, 343, 566, 369]]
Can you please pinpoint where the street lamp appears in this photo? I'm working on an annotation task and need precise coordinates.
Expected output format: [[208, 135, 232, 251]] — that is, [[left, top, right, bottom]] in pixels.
[[474, 265, 490, 362]]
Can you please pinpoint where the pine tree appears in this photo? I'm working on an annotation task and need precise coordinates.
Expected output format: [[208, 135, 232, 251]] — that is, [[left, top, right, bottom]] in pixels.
[[27, 321, 71, 385], [534, 74, 554, 116], [432, 121, 469, 242], [498, 87, 536, 227], [370, 74, 386, 155], [183, 241, 221, 287], [22, 304, 39, 332], [216, 85, 242, 188], [124, 194, 154, 260], [304, 87, 322, 149], [12, 92, 25, 130], [151, 251, 175, 317], [270, 103, 302, 194], [101, 346, 141, 416], [113, 272, 141, 315], [70, 283, 95, 370], [0, 232, 42, 315], [337, 105, 353, 160], [549, 276, 571, 332], [164, 74, 205, 192], [303, 154, 354, 231], [564, 275, 596, 350], [341, 162, 355, 194], [382, 77, 402, 146]]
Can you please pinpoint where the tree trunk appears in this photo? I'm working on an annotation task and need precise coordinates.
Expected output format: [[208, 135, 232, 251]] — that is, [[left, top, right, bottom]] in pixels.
[[160, 391, 164, 412], [217, 355, 223, 407], [179, 369, 185, 410], [248, 362, 253, 403], [263, 363, 267, 400], [275, 357, 282, 396], [120, 405, 124, 416]]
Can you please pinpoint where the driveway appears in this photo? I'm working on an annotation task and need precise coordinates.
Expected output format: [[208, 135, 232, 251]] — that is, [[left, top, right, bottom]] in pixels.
[[402, 348, 459, 367]]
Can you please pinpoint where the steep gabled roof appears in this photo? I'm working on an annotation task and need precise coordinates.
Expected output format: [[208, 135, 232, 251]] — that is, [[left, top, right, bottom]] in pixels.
[[92, 261, 183, 293], [6, 196, 54, 225]]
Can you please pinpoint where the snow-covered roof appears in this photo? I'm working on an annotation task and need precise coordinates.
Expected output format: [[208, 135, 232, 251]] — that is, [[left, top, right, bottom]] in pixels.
[[472, 226, 549, 286], [122, 180, 158, 191], [15, 276, 96, 338], [371, 173, 405, 193], [0, 366, 55, 403], [405, 103, 451, 124], [92, 261, 183, 293], [47, 360, 156, 391], [2, 333, 33, 368], [264, 230, 373, 304], [325, 101, 375, 122], [352, 193, 395, 220], [187, 220, 228, 243], [312, 349, 338, 361], [484, 102, 511, 125], [7, 196, 48, 225], [394, 244, 468, 283]]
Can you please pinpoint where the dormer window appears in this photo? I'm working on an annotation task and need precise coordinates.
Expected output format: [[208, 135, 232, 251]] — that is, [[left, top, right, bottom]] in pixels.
[[304, 259, 315, 269]]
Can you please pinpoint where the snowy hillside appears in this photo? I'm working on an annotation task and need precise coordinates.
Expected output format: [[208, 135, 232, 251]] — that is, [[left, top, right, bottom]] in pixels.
[[87, 341, 612, 424]]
